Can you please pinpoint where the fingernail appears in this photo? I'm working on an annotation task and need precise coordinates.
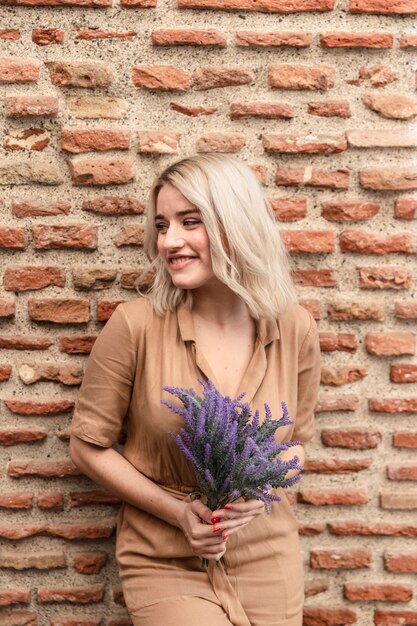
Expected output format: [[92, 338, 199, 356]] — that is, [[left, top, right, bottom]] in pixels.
[[224, 504, 232, 510], [211, 516, 220, 524], [213, 526, 221, 533]]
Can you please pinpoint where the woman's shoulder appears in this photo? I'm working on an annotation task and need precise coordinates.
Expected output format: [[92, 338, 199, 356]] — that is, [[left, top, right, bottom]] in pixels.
[[115, 297, 172, 337], [277, 302, 317, 340]]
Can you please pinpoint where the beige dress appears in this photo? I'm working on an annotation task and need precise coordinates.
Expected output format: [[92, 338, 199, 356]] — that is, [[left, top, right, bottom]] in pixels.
[[71, 298, 321, 626]]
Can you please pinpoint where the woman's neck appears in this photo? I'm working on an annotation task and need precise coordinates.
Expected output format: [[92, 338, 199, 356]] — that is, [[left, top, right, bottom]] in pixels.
[[191, 283, 252, 328]]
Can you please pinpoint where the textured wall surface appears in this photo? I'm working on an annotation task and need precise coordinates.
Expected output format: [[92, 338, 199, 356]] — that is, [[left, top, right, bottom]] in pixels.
[[0, 0, 416, 624]]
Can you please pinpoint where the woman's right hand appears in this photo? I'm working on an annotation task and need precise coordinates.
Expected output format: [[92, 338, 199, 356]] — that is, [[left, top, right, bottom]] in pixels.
[[177, 500, 227, 562]]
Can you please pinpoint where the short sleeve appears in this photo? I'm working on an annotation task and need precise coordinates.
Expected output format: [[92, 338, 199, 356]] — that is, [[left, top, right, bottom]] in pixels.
[[71, 304, 140, 447], [292, 313, 321, 444]]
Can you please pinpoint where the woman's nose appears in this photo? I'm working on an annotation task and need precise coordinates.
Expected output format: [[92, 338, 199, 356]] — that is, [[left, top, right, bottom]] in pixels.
[[163, 225, 185, 249]]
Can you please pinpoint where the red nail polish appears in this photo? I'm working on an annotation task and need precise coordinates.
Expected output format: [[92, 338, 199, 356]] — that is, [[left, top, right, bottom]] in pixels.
[[211, 516, 220, 524], [213, 526, 221, 533], [224, 504, 232, 510]]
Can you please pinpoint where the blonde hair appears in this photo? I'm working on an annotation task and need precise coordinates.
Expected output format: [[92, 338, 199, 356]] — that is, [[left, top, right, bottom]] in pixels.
[[142, 154, 296, 320]]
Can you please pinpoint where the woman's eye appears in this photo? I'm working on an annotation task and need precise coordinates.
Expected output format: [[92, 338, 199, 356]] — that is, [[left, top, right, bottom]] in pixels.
[[183, 219, 200, 227], [155, 223, 167, 232]]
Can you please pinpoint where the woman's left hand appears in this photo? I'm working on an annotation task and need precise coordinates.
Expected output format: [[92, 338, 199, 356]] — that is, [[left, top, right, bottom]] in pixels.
[[210, 498, 265, 538]]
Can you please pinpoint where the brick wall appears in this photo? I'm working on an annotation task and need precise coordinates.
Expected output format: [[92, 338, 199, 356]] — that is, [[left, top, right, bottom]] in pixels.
[[0, 0, 416, 624]]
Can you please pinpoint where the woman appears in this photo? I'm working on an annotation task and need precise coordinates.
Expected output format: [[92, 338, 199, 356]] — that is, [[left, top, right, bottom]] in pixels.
[[70, 154, 321, 626]]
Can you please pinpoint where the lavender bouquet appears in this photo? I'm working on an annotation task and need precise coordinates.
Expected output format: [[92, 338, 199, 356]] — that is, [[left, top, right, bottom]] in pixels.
[[163, 379, 303, 514]]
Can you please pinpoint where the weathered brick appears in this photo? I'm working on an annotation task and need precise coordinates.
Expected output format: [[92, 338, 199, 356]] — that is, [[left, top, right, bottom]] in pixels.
[[0, 610, 37, 625], [299, 489, 368, 506], [0, 160, 62, 185], [0, 227, 27, 249], [66, 96, 129, 120], [299, 524, 326, 537], [230, 102, 293, 120], [121, 269, 154, 290], [0, 521, 114, 540], [49, 618, 101, 626], [4, 400, 74, 415], [0, 336, 53, 350], [137, 131, 180, 154], [33, 225, 97, 250], [132, 65, 191, 91], [73, 268, 117, 290], [321, 366, 367, 386], [0, 590, 30, 607], [387, 464, 417, 481], [170, 102, 218, 117], [69, 490, 120, 507], [270, 197, 307, 221], [349, 0, 417, 14], [47, 62, 112, 88], [400, 34, 417, 48], [113, 226, 144, 247], [0, 30, 20, 41], [315, 394, 359, 412], [320, 32, 393, 48], [2, 0, 111, 4], [250, 165, 268, 184], [322, 428, 382, 449], [396, 302, 417, 318], [4, 267, 65, 291], [0, 429, 48, 446], [380, 493, 417, 510], [72, 552, 108, 574], [0, 57, 41, 83], [370, 398, 417, 413], [292, 269, 336, 287], [37, 585, 104, 604], [363, 92, 417, 120], [96, 300, 126, 322], [152, 29, 226, 47], [62, 128, 130, 153], [329, 521, 417, 537], [263, 133, 346, 154], [319, 333, 357, 352], [304, 459, 371, 474], [347, 129, 417, 148], [281, 230, 335, 253], [360, 168, 417, 191], [321, 200, 379, 222], [4, 128, 50, 151], [269, 64, 335, 90], [344, 583, 412, 602], [0, 492, 32, 509], [236, 31, 312, 47], [0, 299, 15, 318], [68, 156, 134, 186], [196, 134, 246, 153], [82, 196, 144, 215], [18, 363, 82, 386], [177, 0, 335, 10], [11, 199, 70, 217], [75, 29, 137, 41], [307, 100, 351, 118], [391, 365, 417, 383], [395, 198, 417, 220], [299, 299, 321, 320], [374, 611, 417, 626], [303, 607, 357, 625], [8, 460, 81, 479], [28, 298, 90, 324], [32, 28, 64, 45], [0, 551, 65, 570], [328, 301, 385, 321], [275, 167, 350, 189], [384, 552, 417, 573], [37, 492, 64, 510], [59, 335, 97, 354], [347, 65, 399, 87], [359, 267, 412, 290], [0, 365, 12, 381], [340, 230, 413, 254], [5, 95, 59, 118], [366, 333, 415, 356], [194, 66, 254, 90], [393, 432, 417, 448], [304, 579, 328, 596], [310, 549, 371, 569]]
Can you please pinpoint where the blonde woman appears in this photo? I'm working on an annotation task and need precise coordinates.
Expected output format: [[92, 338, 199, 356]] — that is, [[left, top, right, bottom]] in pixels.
[[70, 154, 321, 626]]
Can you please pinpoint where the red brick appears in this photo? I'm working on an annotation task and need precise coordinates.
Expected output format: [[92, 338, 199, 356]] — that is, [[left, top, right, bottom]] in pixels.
[[37, 585, 104, 604], [347, 128, 417, 148], [299, 489, 368, 506], [230, 102, 293, 120], [292, 269, 336, 287], [303, 607, 357, 625], [0, 57, 41, 83], [37, 492, 64, 510], [0, 336, 52, 350], [73, 267, 117, 290], [263, 133, 346, 154], [59, 335, 97, 354], [0, 365, 12, 381], [69, 490, 120, 507], [329, 521, 417, 537], [112, 587, 126, 605], [393, 432, 417, 448], [340, 230, 413, 254], [178, 0, 335, 9], [321, 366, 367, 386], [321, 32, 393, 48], [281, 230, 335, 253], [33, 225, 97, 250], [28, 298, 90, 324], [304, 580, 328, 596], [270, 197, 307, 221], [194, 66, 254, 90], [137, 131, 180, 154], [0, 492, 33, 509], [0, 30, 21, 40], [196, 134, 246, 153], [18, 363, 82, 386], [11, 199, 70, 217], [62, 128, 130, 153], [4, 267, 65, 291], [66, 95, 129, 119], [0, 299, 15, 318], [8, 460, 81, 479], [236, 31, 312, 47], [0, 590, 30, 607], [250, 165, 268, 184], [387, 464, 417, 480], [0, 227, 27, 249], [307, 100, 351, 118], [328, 301, 385, 321], [107, 620, 133, 626], [315, 394, 359, 412], [299, 299, 320, 320], [132, 65, 191, 91], [32, 28, 64, 45], [396, 302, 417, 318], [319, 333, 357, 352], [170, 102, 218, 117], [384, 552, 417, 573], [113, 226, 144, 247], [269, 64, 335, 90], [349, 0, 417, 14], [359, 267, 412, 290], [299, 524, 326, 537], [322, 428, 382, 449], [304, 459, 371, 473], [0, 429, 47, 446], [4, 400, 73, 415], [72, 552, 108, 574], [50, 618, 101, 626], [152, 29, 226, 47], [347, 65, 399, 87], [68, 156, 134, 186], [96, 300, 126, 322], [4, 128, 50, 151], [400, 34, 417, 48], [360, 168, 417, 191], [5, 95, 58, 118], [311, 549, 371, 569], [395, 198, 417, 220], [391, 365, 417, 383], [374, 611, 417, 626], [75, 29, 137, 40], [322, 200, 379, 222], [3, 0, 111, 4], [370, 398, 417, 413], [120, 0, 156, 6], [0, 611, 36, 625], [47, 62, 112, 88], [380, 493, 417, 510], [362, 92, 417, 120], [275, 167, 350, 189], [82, 196, 143, 215], [0, 522, 114, 540], [344, 583, 412, 602], [0, 551, 65, 570], [366, 333, 415, 356], [121, 269, 154, 290]]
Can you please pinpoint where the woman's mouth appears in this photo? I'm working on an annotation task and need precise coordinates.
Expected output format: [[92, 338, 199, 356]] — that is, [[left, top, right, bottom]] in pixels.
[[168, 256, 196, 269]]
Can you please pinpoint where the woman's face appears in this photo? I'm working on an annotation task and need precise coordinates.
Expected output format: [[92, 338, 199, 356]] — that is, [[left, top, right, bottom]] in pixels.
[[155, 183, 217, 291]]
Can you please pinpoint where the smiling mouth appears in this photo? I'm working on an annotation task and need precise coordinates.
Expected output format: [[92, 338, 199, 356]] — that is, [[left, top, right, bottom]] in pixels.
[[168, 256, 196, 267]]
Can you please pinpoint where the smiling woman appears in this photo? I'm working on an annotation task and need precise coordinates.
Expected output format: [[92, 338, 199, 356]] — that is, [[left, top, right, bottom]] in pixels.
[[70, 154, 321, 626]]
